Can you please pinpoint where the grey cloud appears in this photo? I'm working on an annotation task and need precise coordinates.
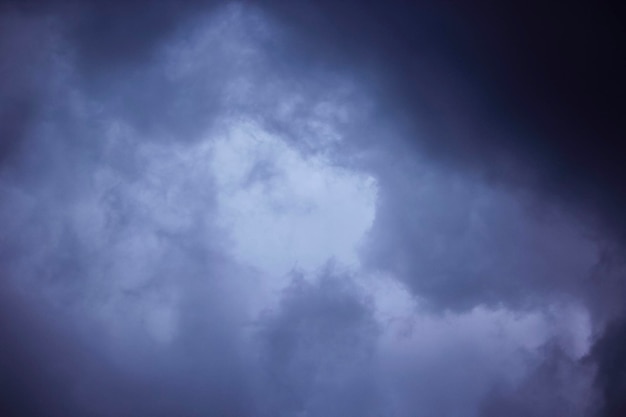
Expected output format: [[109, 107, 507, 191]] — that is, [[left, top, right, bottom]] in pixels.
[[253, 5, 626, 410], [1, 1, 624, 417], [0, 0, 220, 71], [0, 261, 255, 417], [361, 150, 599, 312], [0, 11, 63, 167], [254, 271, 382, 417], [480, 343, 596, 417], [588, 319, 626, 417]]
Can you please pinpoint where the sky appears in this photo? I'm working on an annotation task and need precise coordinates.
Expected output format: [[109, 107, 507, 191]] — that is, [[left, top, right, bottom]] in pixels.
[[0, 1, 625, 416]]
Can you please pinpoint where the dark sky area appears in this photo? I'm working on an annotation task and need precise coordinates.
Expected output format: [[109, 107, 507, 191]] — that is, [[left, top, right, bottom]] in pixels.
[[1, 1, 625, 416]]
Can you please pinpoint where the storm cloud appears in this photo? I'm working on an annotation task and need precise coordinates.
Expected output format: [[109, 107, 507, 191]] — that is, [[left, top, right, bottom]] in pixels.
[[1, 1, 624, 416]]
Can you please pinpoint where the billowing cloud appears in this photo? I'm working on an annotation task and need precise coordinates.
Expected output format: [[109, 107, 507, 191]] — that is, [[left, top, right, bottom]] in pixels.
[[1, 1, 624, 417]]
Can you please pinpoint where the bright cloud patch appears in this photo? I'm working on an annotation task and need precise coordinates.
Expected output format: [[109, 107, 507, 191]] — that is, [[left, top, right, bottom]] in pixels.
[[210, 119, 377, 277]]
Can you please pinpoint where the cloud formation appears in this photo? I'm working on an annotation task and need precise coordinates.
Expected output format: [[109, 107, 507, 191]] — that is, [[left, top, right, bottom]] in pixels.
[[1, 1, 624, 417]]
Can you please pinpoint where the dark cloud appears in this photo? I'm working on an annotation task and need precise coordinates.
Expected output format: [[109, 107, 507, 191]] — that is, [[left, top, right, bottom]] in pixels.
[[255, 4, 626, 415], [589, 319, 626, 417], [262, 1, 626, 236], [0, 269, 255, 417], [255, 271, 383, 417], [362, 154, 598, 312], [0, 0, 219, 69], [480, 343, 596, 417], [0, 10, 60, 167], [1, 1, 625, 417]]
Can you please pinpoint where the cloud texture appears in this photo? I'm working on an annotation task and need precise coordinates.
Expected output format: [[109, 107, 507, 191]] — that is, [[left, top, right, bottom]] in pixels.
[[1, 1, 625, 416]]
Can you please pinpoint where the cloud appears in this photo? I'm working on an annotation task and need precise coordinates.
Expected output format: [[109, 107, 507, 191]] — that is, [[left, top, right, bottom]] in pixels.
[[254, 271, 383, 417], [479, 343, 596, 417], [0, 1, 624, 417], [363, 150, 599, 312], [588, 319, 626, 417]]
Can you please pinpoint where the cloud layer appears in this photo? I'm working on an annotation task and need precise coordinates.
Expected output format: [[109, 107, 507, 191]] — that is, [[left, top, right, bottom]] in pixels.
[[1, 2, 624, 416]]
